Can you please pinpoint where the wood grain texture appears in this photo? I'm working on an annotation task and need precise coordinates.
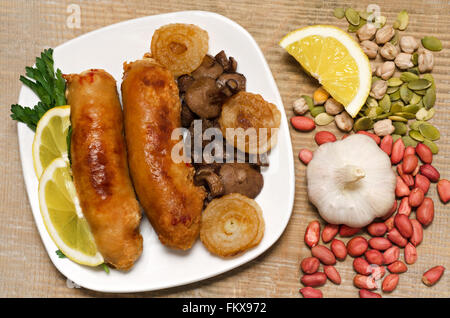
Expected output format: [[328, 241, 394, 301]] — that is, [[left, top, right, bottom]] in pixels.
[[0, 0, 448, 297]]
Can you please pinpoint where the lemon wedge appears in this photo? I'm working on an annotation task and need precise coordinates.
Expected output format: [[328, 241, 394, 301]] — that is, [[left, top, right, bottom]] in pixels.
[[280, 25, 371, 117], [32, 105, 71, 178], [38, 157, 103, 266]]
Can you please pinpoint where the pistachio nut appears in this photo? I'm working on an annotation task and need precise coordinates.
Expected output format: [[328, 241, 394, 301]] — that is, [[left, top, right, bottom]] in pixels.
[[360, 40, 379, 59], [394, 52, 414, 70], [375, 25, 395, 44], [357, 23, 377, 41], [373, 119, 395, 136], [293, 97, 309, 115], [399, 36, 419, 53], [370, 79, 388, 100], [418, 49, 434, 73], [334, 111, 354, 132], [324, 98, 344, 115], [380, 42, 399, 60]]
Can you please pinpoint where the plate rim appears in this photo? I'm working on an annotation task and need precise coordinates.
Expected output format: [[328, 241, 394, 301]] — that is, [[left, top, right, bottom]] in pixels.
[[17, 10, 295, 293]]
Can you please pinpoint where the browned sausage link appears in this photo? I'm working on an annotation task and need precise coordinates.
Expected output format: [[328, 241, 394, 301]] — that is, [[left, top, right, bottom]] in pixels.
[[121, 59, 205, 250], [65, 69, 143, 270]]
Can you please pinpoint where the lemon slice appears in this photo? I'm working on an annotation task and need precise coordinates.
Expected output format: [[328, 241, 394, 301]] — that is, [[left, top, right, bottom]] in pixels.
[[32, 105, 71, 178], [38, 157, 103, 266], [280, 25, 371, 117]]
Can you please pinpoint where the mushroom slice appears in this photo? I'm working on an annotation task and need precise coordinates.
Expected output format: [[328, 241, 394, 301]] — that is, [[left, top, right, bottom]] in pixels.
[[214, 50, 238, 72], [192, 55, 224, 80], [217, 73, 246, 96], [177, 74, 195, 93], [185, 77, 223, 119], [219, 163, 264, 199], [194, 166, 225, 198], [180, 102, 197, 128]]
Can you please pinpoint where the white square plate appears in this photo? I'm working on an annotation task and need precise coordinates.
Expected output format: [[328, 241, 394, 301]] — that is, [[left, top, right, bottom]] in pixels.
[[17, 10, 295, 293]]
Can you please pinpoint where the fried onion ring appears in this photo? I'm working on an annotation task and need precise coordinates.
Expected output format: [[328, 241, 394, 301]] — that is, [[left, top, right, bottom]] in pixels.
[[151, 23, 209, 77], [200, 193, 265, 257]]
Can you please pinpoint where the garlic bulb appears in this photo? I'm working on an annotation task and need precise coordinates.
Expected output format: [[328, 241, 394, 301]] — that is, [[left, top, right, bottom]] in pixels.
[[306, 134, 396, 228]]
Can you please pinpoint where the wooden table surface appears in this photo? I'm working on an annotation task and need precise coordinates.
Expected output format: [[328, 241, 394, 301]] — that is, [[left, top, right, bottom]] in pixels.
[[0, 0, 449, 297]]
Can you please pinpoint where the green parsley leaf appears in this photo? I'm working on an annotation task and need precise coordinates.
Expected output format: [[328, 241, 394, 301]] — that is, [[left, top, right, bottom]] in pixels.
[[55, 250, 66, 258], [100, 263, 110, 274]]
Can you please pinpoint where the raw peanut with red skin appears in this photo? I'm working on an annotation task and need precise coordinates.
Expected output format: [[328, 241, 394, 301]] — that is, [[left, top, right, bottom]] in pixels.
[[404, 146, 415, 157], [330, 238, 347, 261], [404, 243, 417, 265], [301, 272, 327, 287], [300, 257, 320, 274], [402, 154, 418, 174], [371, 265, 386, 280], [341, 134, 349, 140], [410, 219, 423, 246], [354, 274, 377, 290], [291, 116, 315, 132], [304, 220, 320, 248], [322, 224, 339, 243], [367, 222, 387, 237], [398, 197, 411, 216], [437, 179, 450, 203], [324, 265, 341, 284], [391, 138, 405, 165], [387, 228, 407, 247], [422, 266, 445, 286], [415, 143, 433, 164], [387, 260, 407, 273], [382, 274, 399, 292], [365, 249, 384, 265], [359, 289, 382, 298], [412, 165, 420, 176], [409, 187, 424, 207], [357, 131, 380, 144], [315, 131, 336, 145], [380, 135, 393, 156], [416, 197, 434, 226], [415, 174, 430, 194], [384, 216, 395, 231], [298, 149, 313, 165], [419, 164, 440, 182], [339, 225, 361, 237], [397, 165, 414, 187], [394, 214, 413, 238], [353, 257, 372, 275], [395, 176, 411, 197], [382, 201, 397, 220], [311, 245, 336, 265], [383, 246, 400, 265], [369, 237, 392, 251], [347, 236, 369, 257], [299, 287, 323, 298]]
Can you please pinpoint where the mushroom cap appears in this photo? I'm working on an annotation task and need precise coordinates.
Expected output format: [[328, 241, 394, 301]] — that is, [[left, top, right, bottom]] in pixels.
[[306, 134, 396, 228], [185, 77, 223, 119], [219, 163, 264, 199], [192, 55, 224, 80], [217, 73, 246, 96]]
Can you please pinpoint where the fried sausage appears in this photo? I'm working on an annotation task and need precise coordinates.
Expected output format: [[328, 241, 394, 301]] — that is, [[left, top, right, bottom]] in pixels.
[[65, 69, 143, 270], [121, 58, 206, 250]]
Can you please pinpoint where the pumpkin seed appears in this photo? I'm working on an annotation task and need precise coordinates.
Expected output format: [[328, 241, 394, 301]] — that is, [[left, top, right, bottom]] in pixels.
[[402, 135, 418, 147], [423, 108, 435, 121], [345, 8, 360, 26], [422, 88, 436, 109], [421, 36, 443, 51], [415, 108, 429, 121], [375, 113, 392, 120], [400, 83, 413, 103], [409, 93, 422, 105], [302, 95, 315, 112], [407, 67, 420, 75], [422, 74, 435, 90], [392, 134, 402, 142], [366, 96, 379, 108], [389, 90, 401, 101], [379, 95, 391, 113], [334, 8, 346, 19], [402, 104, 421, 114], [410, 120, 426, 131], [376, 16, 387, 28], [390, 102, 404, 113], [411, 52, 418, 66], [395, 10, 409, 31], [400, 72, 419, 83], [366, 106, 383, 119], [409, 130, 425, 142], [315, 112, 335, 126], [388, 115, 408, 122], [408, 79, 431, 91], [388, 77, 403, 87], [414, 89, 427, 96], [419, 123, 440, 141], [390, 30, 400, 45], [348, 19, 366, 32], [372, 76, 381, 83], [393, 122, 408, 135], [311, 106, 325, 117], [353, 117, 373, 131], [387, 86, 400, 94], [359, 11, 370, 20], [423, 139, 439, 154], [394, 112, 416, 120]]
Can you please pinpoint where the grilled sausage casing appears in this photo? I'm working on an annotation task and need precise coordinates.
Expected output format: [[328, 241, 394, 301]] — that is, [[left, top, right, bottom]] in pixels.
[[65, 69, 143, 270], [121, 59, 205, 250]]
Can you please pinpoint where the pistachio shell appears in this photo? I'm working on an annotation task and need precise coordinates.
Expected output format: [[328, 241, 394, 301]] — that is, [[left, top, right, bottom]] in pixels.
[[314, 112, 335, 126], [409, 130, 425, 142], [353, 117, 374, 131], [400, 72, 419, 82], [421, 36, 443, 51], [311, 106, 326, 117], [334, 8, 346, 19], [419, 123, 440, 141], [345, 8, 360, 26], [408, 79, 431, 91], [422, 88, 436, 109], [393, 121, 408, 135], [402, 135, 418, 147], [423, 139, 439, 154]]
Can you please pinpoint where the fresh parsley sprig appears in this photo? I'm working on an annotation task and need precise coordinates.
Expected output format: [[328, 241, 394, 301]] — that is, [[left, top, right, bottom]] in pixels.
[[10, 48, 66, 131]]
